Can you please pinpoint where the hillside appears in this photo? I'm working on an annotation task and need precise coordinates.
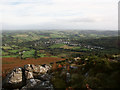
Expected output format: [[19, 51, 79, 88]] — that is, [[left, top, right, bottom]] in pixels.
[[1, 30, 120, 89]]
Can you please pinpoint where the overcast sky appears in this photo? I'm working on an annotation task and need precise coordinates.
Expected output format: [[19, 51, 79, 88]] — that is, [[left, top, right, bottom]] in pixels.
[[0, 0, 119, 30]]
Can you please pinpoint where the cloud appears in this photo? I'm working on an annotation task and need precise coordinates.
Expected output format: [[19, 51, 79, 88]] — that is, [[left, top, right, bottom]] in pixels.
[[1, 0, 119, 30], [68, 18, 98, 23]]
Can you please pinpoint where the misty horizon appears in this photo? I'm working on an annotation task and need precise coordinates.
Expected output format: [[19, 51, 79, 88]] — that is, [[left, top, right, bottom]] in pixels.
[[1, 0, 119, 30]]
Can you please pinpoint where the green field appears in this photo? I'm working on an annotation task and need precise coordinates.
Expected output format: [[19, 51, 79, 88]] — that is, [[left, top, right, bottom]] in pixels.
[[22, 50, 35, 58], [49, 44, 65, 49]]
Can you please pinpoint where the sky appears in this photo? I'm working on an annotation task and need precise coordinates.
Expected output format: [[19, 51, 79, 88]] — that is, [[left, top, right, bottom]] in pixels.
[[0, 0, 119, 30]]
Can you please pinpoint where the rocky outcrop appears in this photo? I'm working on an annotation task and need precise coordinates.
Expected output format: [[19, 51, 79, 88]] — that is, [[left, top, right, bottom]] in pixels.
[[2, 64, 53, 90], [2, 67, 25, 89], [34, 81, 54, 90], [37, 73, 52, 81], [21, 79, 41, 90]]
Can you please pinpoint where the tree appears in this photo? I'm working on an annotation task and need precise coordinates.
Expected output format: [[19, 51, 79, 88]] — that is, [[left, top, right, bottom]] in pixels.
[[34, 49, 38, 59]]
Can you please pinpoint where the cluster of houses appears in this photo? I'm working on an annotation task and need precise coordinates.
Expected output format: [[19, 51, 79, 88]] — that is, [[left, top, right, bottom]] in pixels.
[[43, 38, 104, 50]]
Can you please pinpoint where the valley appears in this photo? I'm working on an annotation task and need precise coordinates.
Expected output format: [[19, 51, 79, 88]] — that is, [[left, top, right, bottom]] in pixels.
[[1, 30, 120, 89]]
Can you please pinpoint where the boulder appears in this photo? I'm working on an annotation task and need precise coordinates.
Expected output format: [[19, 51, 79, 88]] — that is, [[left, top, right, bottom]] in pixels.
[[35, 81, 54, 90], [24, 64, 40, 79], [21, 79, 41, 90], [31, 64, 40, 73], [70, 64, 78, 69], [2, 67, 25, 89], [25, 71, 34, 80], [37, 73, 51, 81], [66, 72, 71, 83], [24, 64, 52, 77], [45, 64, 52, 71], [21, 79, 54, 90], [24, 64, 33, 72], [39, 66, 48, 74]]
